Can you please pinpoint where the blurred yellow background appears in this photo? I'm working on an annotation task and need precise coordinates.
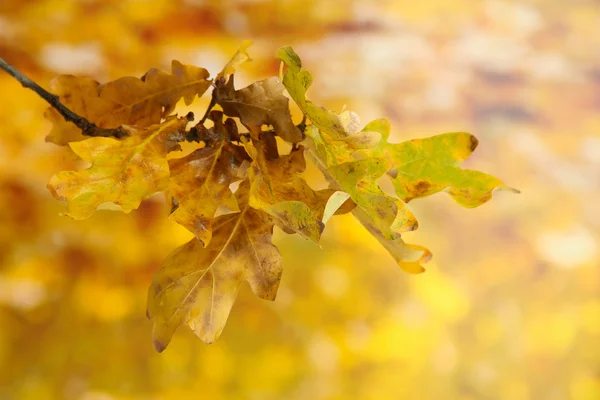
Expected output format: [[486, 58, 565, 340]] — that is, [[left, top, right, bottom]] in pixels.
[[0, 0, 598, 399]]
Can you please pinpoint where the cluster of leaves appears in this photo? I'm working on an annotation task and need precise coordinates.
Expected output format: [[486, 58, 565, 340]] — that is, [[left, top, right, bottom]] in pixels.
[[41, 42, 515, 352]]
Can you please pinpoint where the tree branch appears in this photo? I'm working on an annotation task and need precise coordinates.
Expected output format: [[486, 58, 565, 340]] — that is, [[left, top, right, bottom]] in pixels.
[[0, 57, 127, 139]]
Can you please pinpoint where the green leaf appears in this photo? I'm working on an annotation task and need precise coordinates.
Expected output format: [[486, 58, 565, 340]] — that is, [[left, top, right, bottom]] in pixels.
[[279, 45, 518, 273], [277, 46, 346, 139], [386, 132, 519, 207], [327, 158, 418, 240], [353, 208, 431, 274]]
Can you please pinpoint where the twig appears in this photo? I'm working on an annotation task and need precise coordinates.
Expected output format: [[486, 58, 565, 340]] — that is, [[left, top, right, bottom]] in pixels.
[[0, 57, 127, 139]]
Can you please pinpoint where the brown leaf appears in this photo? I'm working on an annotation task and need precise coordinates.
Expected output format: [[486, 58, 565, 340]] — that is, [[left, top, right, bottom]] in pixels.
[[147, 182, 282, 350], [168, 129, 250, 246], [46, 61, 210, 145], [214, 76, 303, 143]]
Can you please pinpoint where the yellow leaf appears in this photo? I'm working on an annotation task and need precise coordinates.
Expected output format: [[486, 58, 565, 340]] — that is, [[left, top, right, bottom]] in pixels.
[[322, 191, 352, 225], [48, 116, 189, 219], [353, 208, 431, 274], [248, 147, 331, 243], [280, 46, 517, 273], [147, 182, 282, 351], [168, 132, 250, 247], [216, 40, 253, 81]]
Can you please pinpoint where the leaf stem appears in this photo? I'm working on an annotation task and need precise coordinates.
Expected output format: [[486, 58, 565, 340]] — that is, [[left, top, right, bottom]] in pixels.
[[199, 91, 217, 124], [0, 56, 127, 139], [297, 115, 307, 133]]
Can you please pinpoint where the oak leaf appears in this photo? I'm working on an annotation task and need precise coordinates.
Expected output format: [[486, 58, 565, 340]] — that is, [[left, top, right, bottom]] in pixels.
[[353, 208, 431, 274], [303, 121, 417, 240], [305, 127, 427, 272], [216, 40, 253, 81], [385, 132, 519, 207], [276, 46, 345, 139], [147, 182, 282, 351], [248, 147, 333, 243], [48, 116, 189, 219], [214, 76, 303, 143], [168, 130, 250, 247], [322, 191, 353, 225], [278, 48, 426, 269], [45, 61, 210, 145], [278, 46, 518, 272], [327, 157, 418, 239], [277, 46, 382, 149]]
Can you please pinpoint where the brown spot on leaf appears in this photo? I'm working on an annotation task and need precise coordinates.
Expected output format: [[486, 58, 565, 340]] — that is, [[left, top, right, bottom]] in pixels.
[[376, 207, 387, 219], [153, 339, 167, 353], [317, 221, 325, 234], [170, 197, 179, 214], [469, 135, 479, 152], [410, 180, 431, 200], [408, 220, 419, 231]]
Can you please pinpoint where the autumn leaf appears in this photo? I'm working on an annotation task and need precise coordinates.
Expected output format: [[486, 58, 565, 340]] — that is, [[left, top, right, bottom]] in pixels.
[[327, 157, 418, 239], [168, 126, 250, 246], [279, 46, 518, 272], [277, 46, 345, 139], [248, 146, 333, 243], [303, 118, 433, 272], [353, 208, 431, 274], [385, 132, 519, 207], [277, 47, 382, 147], [278, 48, 420, 267], [216, 40, 253, 81], [302, 115, 418, 239], [214, 76, 303, 143], [303, 115, 382, 168], [351, 120, 518, 206], [45, 61, 210, 145], [48, 116, 189, 219], [147, 181, 282, 351], [322, 191, 353, 225], [302, 122, 417, 241]]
